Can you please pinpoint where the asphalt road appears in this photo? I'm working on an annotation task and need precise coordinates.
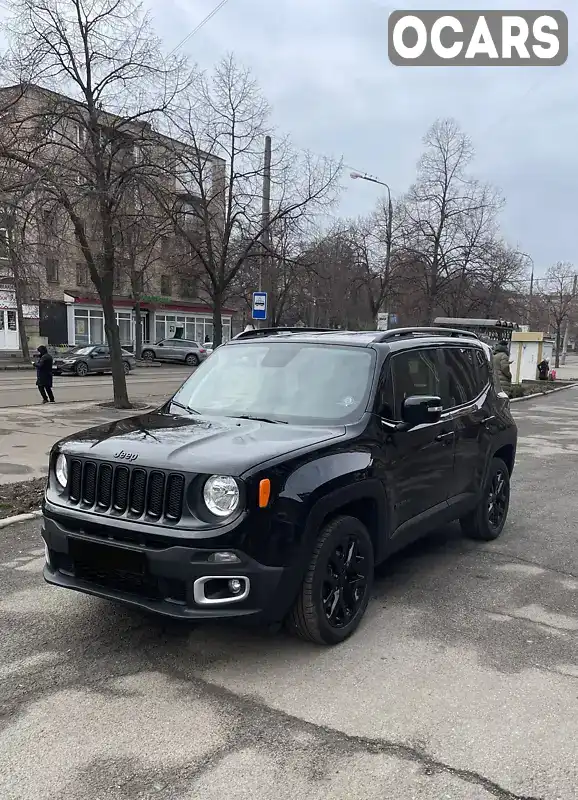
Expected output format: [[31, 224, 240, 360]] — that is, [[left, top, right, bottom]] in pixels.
[[0, 366, 190, 408], [0, 391, 577, 799]]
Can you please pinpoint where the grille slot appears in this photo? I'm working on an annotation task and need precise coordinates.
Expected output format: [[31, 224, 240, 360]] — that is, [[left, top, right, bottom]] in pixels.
[[69, 460, 82, 502], [97, 464, 113, 509], [113, 466, 130, 512], [64, 459, 186, 523], [147, 472, 165, 519], [129, 469, 147, 515], [166, 475, 185, 521], [82, 462, 97, 506]]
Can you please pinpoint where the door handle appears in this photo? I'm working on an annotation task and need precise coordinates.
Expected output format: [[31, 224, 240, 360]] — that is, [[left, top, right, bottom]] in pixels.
[[435, 431, 455, 442], [481, 416, 495, 425]]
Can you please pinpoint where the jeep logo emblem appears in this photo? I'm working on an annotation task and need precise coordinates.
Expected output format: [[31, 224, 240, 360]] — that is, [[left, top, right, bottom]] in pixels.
[[114, 450, 138, 462]]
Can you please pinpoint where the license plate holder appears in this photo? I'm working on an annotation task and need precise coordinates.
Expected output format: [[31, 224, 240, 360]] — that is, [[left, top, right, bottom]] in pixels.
[[69, 538, 146, 576]]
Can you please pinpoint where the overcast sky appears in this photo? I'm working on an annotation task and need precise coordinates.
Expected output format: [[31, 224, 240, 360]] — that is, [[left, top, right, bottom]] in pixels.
[[149, 0, 577, 276]]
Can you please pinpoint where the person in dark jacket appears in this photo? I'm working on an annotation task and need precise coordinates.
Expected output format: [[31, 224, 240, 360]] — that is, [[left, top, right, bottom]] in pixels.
[[35, 345, 55, 404], [537, 358, 549, 381]]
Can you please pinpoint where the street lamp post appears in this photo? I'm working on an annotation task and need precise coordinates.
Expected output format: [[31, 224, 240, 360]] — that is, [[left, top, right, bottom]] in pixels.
[[350, 171, 394, 325]]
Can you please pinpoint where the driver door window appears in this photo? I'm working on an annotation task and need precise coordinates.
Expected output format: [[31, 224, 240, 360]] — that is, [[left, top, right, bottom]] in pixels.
[[391, 349, 442, 420]]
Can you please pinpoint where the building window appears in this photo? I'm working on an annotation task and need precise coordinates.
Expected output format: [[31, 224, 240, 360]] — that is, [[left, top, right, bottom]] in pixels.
[[160, 275, 172, 296], [154, 313, 231, 344], [0, 228, 9, 260], [73, 308, 134, 346], [76, 262, 89, 287], [117, 311, 132, 346], [160, 236, 171, 259], [46, 258, 59, 283], [74, 308, 103, 346], [76, 124, 87, 147], [114, 269, 122, 293], [179, 276, 195, 299]]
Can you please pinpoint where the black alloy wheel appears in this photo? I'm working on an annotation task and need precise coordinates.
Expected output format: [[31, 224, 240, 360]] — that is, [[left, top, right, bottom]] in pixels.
[[75, 361, 88, 377], [123, 361, 131, 375], [487, 468, 508, 531], [185, 353, 199, 367], [288, 515, 374, 645], [461, 457, 511, 541], [141, 350, 154, 361]]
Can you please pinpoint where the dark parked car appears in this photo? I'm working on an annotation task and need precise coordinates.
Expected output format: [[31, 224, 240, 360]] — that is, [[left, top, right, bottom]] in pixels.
[[141, 338, 208, 367], [52, 345, 135, 377], [42, 326, 517, 645]]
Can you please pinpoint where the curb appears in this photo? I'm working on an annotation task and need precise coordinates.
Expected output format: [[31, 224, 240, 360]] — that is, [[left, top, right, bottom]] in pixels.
[[0, 361, 163, 371], [0, 509, 42, 529], [510, 382, 578, 403]]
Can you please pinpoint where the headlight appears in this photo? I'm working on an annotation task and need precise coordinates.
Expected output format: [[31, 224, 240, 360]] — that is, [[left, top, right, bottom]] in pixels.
[[203, 475, 239, 517], [55, 453, 68, 489]]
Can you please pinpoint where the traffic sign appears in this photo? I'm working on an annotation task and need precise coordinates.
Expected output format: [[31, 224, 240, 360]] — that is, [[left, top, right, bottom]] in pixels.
[[390, 313, 398, 325], [377, 312, 389, 331], [252, 291, 267, 320]]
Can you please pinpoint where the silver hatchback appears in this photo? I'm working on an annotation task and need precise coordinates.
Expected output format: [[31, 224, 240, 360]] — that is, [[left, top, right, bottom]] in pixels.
[[140, 338, 208, 367]]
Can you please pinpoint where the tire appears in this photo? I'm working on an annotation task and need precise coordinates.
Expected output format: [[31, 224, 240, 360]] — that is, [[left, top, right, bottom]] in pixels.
[[461, 457, 511, 541], [75, 361, 88, 377], [123, 361, 131, 375], [287, 515, 374, 645], [185, 353, 199, 367], [141, 350, 155, 362]]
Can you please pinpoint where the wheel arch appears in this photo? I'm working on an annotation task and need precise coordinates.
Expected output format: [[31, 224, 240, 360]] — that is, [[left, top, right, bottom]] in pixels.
[[303, 480, 388, 565]]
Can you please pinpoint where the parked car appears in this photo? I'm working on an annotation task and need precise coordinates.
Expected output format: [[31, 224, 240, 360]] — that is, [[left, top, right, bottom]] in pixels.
[[140, 338, 208, 367], [52, 345, 135, 377], [42, 326, 517, 645]]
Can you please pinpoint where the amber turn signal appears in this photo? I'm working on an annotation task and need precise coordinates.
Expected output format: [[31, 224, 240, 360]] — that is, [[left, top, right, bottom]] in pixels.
[[258, 478, 271, 508]]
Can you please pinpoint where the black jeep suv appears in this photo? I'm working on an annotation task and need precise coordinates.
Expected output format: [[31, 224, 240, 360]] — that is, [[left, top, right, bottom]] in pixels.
[[42, 327, 517, 645]]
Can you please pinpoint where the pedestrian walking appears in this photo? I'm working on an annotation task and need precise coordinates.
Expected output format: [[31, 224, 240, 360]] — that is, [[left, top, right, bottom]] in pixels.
[[35, 345, 55, 404], [493, 340, 512, 392]]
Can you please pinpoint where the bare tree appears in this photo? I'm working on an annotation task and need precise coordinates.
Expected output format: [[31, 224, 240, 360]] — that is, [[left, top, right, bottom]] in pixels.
[[159, 56, 341, 346], [542, 262, 577, 367], [402, 119, 502, 324], [0, 0, 189, 407]]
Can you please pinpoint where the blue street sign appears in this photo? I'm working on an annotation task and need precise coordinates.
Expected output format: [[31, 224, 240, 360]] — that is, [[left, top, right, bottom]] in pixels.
[[390, 314, 398, 325], [252, 291, 267, 320]]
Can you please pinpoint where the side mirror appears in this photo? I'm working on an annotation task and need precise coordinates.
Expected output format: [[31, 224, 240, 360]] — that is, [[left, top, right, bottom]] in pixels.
[[400, 395, 443, 429], [158, 342, 164, 347]]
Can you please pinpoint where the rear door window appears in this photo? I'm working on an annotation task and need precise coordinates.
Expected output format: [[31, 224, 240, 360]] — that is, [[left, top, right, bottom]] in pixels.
[[443, 347, 488, 407]]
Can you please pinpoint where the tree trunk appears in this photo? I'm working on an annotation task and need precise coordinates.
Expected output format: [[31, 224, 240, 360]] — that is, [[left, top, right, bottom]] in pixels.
[[555, 326, 562, 368], [134, 300, 143, 359], [7, 230, 30, 360], [101, 292, 131, 408], [212, 293, 223, 347]]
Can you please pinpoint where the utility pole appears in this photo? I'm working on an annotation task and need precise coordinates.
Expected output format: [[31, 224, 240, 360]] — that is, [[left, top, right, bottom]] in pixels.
[[560, 273, 577, 366], [259, 135, 272, 328], [527, 266, 534, 329]]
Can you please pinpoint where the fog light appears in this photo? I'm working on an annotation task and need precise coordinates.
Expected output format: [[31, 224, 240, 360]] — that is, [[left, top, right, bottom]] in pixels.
[[228, 579, 243, 595], [208, 551, 240, 564], [44, 543, 51, 566]]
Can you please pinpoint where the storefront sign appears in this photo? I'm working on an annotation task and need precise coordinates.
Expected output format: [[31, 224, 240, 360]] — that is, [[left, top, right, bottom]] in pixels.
[[0, 290, 39, 319]]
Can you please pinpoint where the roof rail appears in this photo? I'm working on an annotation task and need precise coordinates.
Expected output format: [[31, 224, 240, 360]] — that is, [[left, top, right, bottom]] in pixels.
[[231, 327, 335, 341], [375, 327, 480, 342]]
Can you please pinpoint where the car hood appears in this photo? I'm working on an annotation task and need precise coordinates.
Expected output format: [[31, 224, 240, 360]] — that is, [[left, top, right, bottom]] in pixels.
[[58, 411, 346, 476]]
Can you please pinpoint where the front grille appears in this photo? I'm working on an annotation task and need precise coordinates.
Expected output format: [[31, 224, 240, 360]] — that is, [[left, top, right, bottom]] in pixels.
[[67, 460, 185, 522]]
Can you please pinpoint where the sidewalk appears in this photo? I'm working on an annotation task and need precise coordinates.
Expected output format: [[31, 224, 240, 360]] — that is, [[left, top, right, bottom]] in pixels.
[[0, 400, 157, 485]]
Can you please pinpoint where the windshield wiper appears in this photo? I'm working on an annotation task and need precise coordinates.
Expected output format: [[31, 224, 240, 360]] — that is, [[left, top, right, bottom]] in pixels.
[[233, 414, 288, 425], [170, 400, 200, 415]]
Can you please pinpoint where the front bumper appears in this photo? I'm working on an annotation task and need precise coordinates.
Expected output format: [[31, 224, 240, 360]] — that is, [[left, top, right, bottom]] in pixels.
[[42, 515, 286, 622]]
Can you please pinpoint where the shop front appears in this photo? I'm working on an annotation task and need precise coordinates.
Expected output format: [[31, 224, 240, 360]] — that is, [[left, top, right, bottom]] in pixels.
[[0, 290, 39, 351], [64, 293, 233, 349]]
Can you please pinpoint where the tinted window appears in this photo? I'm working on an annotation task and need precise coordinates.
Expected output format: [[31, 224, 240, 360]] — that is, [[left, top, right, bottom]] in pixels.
[[390, 349, 441, 419], [444, 347, 488, 407]]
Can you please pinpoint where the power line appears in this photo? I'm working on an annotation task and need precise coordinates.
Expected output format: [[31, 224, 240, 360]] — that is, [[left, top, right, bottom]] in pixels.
[[168, 0, 231, 56]]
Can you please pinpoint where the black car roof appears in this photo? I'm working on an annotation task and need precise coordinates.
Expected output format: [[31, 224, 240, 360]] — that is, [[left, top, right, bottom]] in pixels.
[[227, 327, 486, 350]]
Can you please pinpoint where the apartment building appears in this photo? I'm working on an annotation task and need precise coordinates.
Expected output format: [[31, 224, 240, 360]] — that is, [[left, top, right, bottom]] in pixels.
[[0, 83, 235, 352]]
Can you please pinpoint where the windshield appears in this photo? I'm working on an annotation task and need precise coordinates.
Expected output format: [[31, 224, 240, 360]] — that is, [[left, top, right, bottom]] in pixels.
[[169, 342, 375, 425], [70, 347, 93, 356]]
